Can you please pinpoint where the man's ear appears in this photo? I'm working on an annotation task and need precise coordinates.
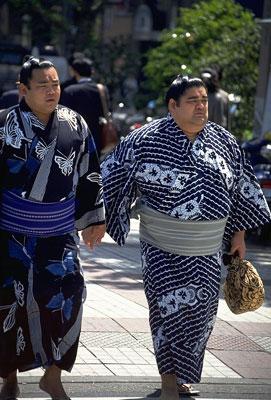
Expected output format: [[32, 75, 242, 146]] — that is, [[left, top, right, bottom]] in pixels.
[[168, 98, 178, 113], [18, 83, 28, 97]]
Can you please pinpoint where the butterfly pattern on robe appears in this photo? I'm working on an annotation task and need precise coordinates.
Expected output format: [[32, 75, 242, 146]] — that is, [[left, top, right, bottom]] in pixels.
[[87, 172, 103, 205], [54, 149, 76, 176], [46, 292, 74, 322], [46, 250, 76, 277], [0, 100, 104, 377], [4, 110, 26, 149], [35, 138, 56, 160], [57, 107, 78, 131]]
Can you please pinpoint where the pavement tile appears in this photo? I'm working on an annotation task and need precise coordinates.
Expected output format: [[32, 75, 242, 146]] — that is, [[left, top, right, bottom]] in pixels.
[[114, 318, 150, 333], [248, 336, 271, 352], [80, 332, 142, 348], [85, 283, 149, 319], [212, 319, 243, 336], [217, 300, 271, 323], [210, 350, 271, 379], [66, 364, 113, 376], [229, 322, 271, 336], [203, 351, 241, 378], [207, 335, 263, 351], [106, 364, 159, 376], [82, 317, 125, 332]]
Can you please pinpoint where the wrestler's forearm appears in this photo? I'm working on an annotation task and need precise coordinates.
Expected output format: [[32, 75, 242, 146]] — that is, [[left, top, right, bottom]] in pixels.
[[230, 230, 246, 258]]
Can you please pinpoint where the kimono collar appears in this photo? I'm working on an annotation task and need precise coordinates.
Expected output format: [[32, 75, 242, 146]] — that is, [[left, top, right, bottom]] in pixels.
[[166, 112, 207, 141], [19, 98, 55, 132]]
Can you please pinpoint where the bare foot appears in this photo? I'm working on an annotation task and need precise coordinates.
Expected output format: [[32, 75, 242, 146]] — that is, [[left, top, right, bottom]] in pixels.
[[0, 374, 20, 400], [160, 390, 179, 400], [160, 374, 179, 400], [177, 383, 200, 396], [39, 365, 70, 400]]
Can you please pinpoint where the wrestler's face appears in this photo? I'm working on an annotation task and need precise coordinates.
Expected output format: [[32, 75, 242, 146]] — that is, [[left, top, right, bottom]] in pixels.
[[169, 86, 208, 134], [20, 67, 60, 123]]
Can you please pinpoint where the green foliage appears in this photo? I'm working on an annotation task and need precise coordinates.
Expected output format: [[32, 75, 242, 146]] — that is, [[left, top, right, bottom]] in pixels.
[[144, 0, 261, 138], [85, 36, 142, 105], [8, 0, 103, 52]]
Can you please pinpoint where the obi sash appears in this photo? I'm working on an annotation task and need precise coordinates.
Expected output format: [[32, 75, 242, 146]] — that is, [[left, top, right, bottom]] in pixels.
[[0, 190, 75, 236], [137, 201, 227, 256]]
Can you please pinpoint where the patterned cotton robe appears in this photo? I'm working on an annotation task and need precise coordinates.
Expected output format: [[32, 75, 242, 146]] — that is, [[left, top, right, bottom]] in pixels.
[[101, 114, 271, 383], [0, 100, 105, 378]]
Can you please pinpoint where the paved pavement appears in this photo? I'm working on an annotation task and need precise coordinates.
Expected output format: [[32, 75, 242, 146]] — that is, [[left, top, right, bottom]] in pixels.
[[9, 220, 271, 398]]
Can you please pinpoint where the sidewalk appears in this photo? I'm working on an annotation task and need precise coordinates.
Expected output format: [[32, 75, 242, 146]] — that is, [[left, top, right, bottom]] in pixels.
[[17, 220, 271, 399]]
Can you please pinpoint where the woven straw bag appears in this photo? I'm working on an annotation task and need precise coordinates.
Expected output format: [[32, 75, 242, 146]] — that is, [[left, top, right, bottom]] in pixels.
[[223, 255, 265, 314]]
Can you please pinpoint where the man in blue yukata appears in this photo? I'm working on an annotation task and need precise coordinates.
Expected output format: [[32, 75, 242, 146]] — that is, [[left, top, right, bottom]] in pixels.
[[101, 75, 271, 399], [0, 57, 105, 400]]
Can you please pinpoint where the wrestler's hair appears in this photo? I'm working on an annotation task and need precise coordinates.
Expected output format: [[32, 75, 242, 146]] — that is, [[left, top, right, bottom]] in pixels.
[[19, 56, 56, 87], [165, 75, 207, 106]]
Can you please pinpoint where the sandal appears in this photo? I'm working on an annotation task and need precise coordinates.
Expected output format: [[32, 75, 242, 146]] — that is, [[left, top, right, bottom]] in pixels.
[[177, 383, 200, 396]]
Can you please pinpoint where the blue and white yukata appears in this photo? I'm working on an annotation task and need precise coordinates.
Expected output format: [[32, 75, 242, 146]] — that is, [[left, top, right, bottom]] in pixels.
[[0, 100, 105, 378], [101, 114, 271, 384]]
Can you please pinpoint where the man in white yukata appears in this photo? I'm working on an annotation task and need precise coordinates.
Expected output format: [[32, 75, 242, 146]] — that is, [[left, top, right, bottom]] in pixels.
[[101, 75, 271, 399]]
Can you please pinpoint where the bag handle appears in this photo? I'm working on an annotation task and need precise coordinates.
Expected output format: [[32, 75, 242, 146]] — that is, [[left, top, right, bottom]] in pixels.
[[97, 83, 111, 121]]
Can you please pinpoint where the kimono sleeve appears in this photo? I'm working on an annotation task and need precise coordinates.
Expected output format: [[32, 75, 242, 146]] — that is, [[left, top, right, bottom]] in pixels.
[[0, 109, 8, 153], [224, 147, 271, 245], [75, 117, 105, 230], [101, 134, 138, 246], [0, 109, 8, 181]]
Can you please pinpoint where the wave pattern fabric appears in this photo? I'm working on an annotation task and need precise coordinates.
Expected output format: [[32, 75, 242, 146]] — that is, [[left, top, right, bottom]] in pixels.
[[101, 114, 271, 383], [0, 100, 105, 378]]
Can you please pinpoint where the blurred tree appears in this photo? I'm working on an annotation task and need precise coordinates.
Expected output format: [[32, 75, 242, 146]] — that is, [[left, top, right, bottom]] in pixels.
[[144, 0, 261, 138], [7, 0, 103, 54], [87, 36, 142, 107]]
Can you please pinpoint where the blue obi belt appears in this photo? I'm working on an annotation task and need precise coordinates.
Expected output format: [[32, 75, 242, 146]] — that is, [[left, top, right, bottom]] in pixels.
[[0, 190, 75, 236]]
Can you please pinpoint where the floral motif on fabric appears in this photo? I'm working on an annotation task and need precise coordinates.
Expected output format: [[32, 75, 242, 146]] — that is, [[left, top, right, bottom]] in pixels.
[[192, 141, 233, 190], [101, 156, 119, 178], [172, 173, 190, 191], [136, 163, 191, 191], [239, 175, 269, 209], [171, 195, 203, 219], [157, 284, 204, 317]]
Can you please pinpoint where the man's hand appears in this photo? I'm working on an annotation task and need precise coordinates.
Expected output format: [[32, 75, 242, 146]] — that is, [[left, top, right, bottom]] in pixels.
[[81, 223, 106, 249], [230, 230, 246, 259]]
